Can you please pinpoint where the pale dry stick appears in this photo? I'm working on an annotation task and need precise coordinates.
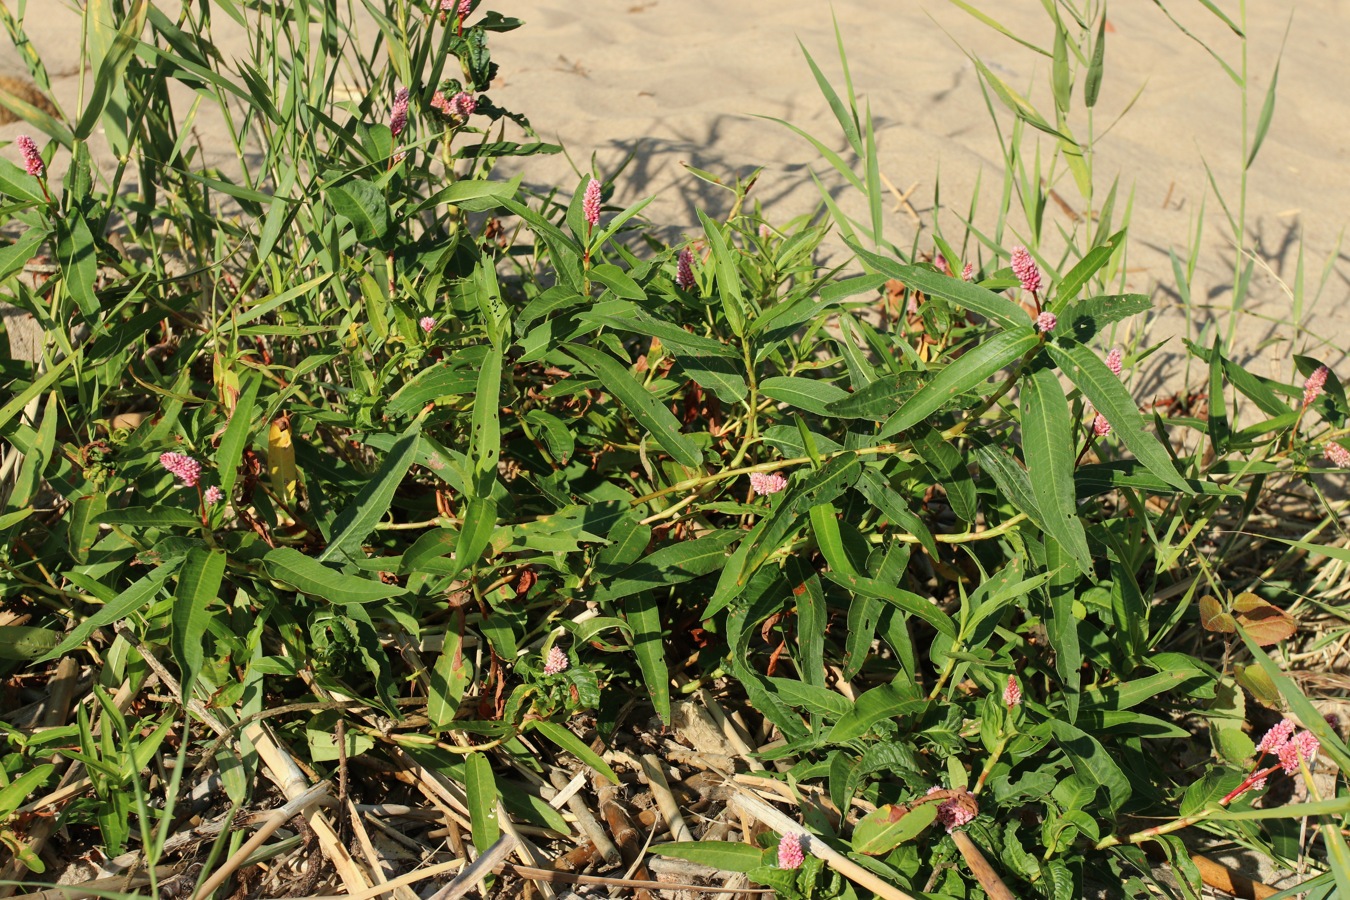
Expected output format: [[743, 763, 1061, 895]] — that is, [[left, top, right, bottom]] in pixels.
[[728, 791, 920, 900], [271, 857, 468, 900], [424, 833, 519, 900], [948, 832, 1016, 900], [698, 689, 765, 772], [243, 721, 373, 895], [189, 781, 331, 900], [877, 172, 922, 224], [500, 862, 777, 894], [346, 797, 422, 900], [639, 754, 695, 842], [113, 623, 232, 736], [12, 866, 176, 900], [549, 768, 621, 865]]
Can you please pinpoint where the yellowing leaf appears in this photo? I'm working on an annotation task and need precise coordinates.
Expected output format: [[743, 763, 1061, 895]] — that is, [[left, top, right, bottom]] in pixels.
[[268, 414, 297, 504]]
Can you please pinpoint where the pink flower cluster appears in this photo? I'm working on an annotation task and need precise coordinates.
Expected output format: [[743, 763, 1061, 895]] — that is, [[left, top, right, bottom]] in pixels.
[[961, 262, 973, 281], [160, 451, 202, 487], [583, 178, 602, 228], [1326, 443, 1350, 467], [1106, 347, 1123, 377], [927, 787, 976, 833], [420, 316, 436, 334], [543, 646, 569, 675], [390, 87, 410, 138], [1092, 413, 1112, 437], [1002, 675, 1021, 708], [749, 472, 788, 496], [1257, 720, 1320, 774], [1035, 311, 1056, 334], [1010, 246, 1041, 295], [432, 90, 476, 119], [204, 485, 224, 504], [676, 248, 696, 290], [777, 833, 805, 869], [1303, 365, 1329, 409], [16, 135, 42, 178]]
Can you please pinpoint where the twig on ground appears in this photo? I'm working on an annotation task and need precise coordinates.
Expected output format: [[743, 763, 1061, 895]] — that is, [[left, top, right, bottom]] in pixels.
[[640, 753, 695, 842], [949, 832, 1016, 900], [550, 768, 621, 865]]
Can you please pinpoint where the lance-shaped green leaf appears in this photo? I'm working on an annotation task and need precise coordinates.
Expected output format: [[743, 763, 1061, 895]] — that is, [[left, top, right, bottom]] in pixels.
[[320, 424, 421, 562], [879, 328, 1040, 439], [1022, 367, 1092, 575], [172, 548, 225, 695], [760, 376, 850, 417], [698, 209, 748, 336], [595, 531, 738, 604], [705, 456, 860, 620], [1047, 341, 1190, 492], [41, 561, 181, 662], [264, 547, 407, 605], [843, 238, 1024, 328], [566, 344, 702, 468], [625, 590, 670, 724], [823, 570, 956, 639], [465, 753, 500, 853]]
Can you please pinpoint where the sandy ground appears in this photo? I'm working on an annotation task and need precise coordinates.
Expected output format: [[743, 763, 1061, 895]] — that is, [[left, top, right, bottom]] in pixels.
[[4, 2, 1348, 400]]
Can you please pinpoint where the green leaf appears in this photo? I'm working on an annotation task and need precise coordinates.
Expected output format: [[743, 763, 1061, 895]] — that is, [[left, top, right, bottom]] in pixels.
[[823, 570, 956, 639], [93, 507, 200, 529], [1048, 719, 1132, 815], [327, 178, 390, 243], [0, 764, 55, 817], [566, 344, 702, 468], [1047, 342, 1190, 491], [446, 497, 498, 581], [844, 239, 1024, 328], [319, 425, 421, 562], [40, 561, 181, 662], [588, 263, 645, 301], [1085, 11, 1107, 107], [55, 210, 98, 319], [264, 547, 406, 605], [625, 591, 670, 724], [387, 363, 478, 419], [827, 681, 926, 743], [217, 372, 260, 497], [826, 371, 926, 420], [595, 532, 737, 604], [469, 345, 504, 495], [1051, 21, 1071, 115], [1247, 30, 1287, 170], [1022, 368, 1091, 575], [852, 803, 938, 855], [529, 720, 618, 783], [651, 842, 765, 874], [1054, 233, 1126, 307], [879, 328, 1040, 439], [581, 307, 739, 359], [698, 209, 747, 336], [0, 626, 59, 661], [760, 376, 850, 417], [974, 58, 1074, 142], [913, 425, 977, 522], [854, 469, 938, 559], [706, 456, 860, 619], [428, 628, 471, 729], [465, 753, 500, 853], [171, 548, 225, 695]]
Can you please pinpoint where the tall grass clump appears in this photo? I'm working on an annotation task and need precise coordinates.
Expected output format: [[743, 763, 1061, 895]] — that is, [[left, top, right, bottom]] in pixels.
[[0, 1, 1347, 899]]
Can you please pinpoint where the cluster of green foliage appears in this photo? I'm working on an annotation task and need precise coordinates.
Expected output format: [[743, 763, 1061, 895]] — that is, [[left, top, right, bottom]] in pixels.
[[1, 1, 1349, 898]]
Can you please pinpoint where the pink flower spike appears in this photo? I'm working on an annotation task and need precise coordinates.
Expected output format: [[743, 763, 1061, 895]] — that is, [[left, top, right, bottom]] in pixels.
[[583, 178, 602, 228], [390, 87, 410, 138], [1035, 311, 1057, 334], [449, 91, 476, 119], [1106, 347, 1123, 377], [1325, 443, 1350, 468], [749, 472, 788, 496], [1010, 246, 1041, 295], [936, 798, 976, 833], [458, 0, 471, 18], [16, 135, 42, 178], [204, 486, 224, 504], [676, 248, 696, 290], [420, 316, 436, 334], [961, 262, 973, 281], [1002, 675, 1021, 708], [1093, 413, 1112, 437], [1303, 365, 1329, 409], [1278, 730, 1319, 775], [777, 833, 805, 870], [1255, 719, 1295, 756], [543, 646, 569, 675], [160, 451, 202, 487], [935, 253, 951, 276]]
